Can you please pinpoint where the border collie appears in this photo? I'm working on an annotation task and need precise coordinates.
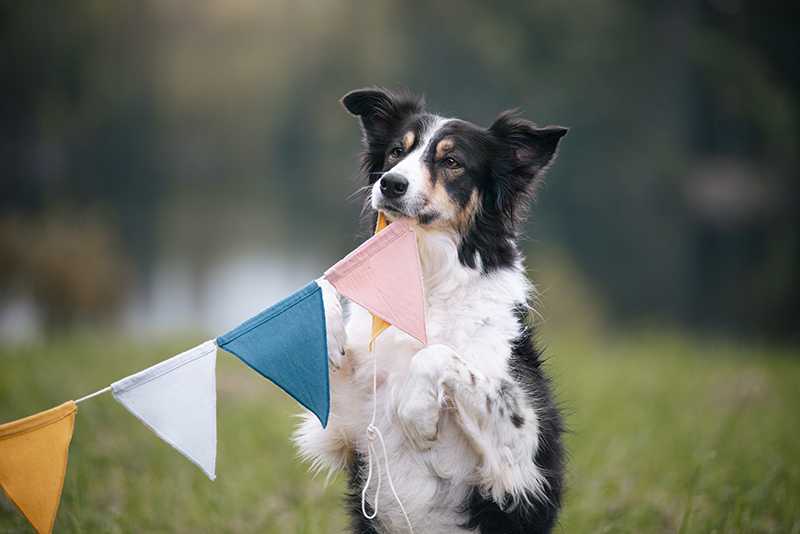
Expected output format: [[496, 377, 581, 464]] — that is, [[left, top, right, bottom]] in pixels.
[[295, 88, 568, 534]]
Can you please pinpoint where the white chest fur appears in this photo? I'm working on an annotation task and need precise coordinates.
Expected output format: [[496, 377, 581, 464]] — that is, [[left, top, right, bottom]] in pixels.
[[295, 226, 542, 533]]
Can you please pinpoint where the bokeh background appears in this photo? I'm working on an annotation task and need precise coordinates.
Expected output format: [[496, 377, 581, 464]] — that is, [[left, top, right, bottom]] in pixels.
[[2, 2, 800, 533], [2, 0, 798, 341]]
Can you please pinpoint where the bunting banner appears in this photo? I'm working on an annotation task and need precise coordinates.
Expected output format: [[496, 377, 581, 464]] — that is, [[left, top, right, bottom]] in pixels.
[[325, 217, 428, 347], [111, 340, 218, 480], [216, 281, 330, 428], [0, 213, 429, 533], [0, 401, 77, 534]]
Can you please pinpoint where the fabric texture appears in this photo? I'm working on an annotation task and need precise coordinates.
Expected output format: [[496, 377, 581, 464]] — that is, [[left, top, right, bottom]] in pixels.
[[111, 340, 218, 480], [216, 281, 330, 428], [0, 401, 77, 534], [325, 217, 428, 347]]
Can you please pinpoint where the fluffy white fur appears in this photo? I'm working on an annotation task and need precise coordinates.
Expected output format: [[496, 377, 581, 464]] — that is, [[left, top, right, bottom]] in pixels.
[[294, 224, 547, 533]]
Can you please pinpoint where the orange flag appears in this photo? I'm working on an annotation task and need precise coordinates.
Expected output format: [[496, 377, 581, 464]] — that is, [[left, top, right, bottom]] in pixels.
[[370, 212, 391, 349], [0, 401, 77, 534]]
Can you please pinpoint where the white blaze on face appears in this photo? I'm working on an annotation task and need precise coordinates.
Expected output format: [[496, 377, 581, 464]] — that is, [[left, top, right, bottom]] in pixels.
[[371, 117, 453, 212]]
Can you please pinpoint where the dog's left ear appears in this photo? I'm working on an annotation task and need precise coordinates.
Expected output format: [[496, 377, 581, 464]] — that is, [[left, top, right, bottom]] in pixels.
[[489, 111, 568, 178], [341, 87, 425, 144]]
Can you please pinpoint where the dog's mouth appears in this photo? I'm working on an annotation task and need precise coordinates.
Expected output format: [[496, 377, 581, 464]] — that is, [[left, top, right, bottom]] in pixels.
[[374, 197, 411, 219], [373, 192, 443, 225], [375, 205, 444, 230]]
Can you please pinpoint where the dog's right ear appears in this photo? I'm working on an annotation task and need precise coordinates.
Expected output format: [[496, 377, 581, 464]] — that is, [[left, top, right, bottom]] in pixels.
[[341, 88, 424, 143]]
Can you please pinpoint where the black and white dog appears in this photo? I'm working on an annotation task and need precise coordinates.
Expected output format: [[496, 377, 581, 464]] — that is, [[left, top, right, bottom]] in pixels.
[[295, 88, 568, 534]]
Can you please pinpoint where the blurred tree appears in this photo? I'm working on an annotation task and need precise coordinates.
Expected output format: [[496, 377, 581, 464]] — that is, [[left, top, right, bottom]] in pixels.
[[0, 0, 797, 337], [0, 208, 132, 330], [0, 0, 162, 269]]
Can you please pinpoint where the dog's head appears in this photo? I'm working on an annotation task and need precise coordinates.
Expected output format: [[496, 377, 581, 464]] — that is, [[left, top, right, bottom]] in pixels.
[[343, 87, 567, 273]]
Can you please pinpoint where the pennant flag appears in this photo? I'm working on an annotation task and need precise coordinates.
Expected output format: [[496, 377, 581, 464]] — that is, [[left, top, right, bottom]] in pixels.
[[111, 340, 218, 480], [216, 281, 330, 427], [374, 210, 388, 233], [325, 217, 428, 347], [0, 401, 77, 534], [370, 315, 392, 351], [369, 212, 391, 349]]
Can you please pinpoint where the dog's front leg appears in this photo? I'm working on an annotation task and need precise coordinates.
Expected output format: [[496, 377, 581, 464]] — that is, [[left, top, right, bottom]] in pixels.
[[397, 344, 485, 451], [397, 344, 543, 502], [396, 346, 447, 451]]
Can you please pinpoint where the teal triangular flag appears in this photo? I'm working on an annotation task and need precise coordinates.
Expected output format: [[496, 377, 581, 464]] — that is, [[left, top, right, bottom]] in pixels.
[[216, 281, 329, 427]]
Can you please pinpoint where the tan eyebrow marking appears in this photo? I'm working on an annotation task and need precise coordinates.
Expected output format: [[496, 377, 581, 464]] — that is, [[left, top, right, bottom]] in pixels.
[[435, 138, 454, 160], [403, 131, 415, 151]]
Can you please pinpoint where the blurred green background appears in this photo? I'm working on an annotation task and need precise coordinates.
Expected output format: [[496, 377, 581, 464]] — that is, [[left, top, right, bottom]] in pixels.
[[1, 1, 800, 533], [1, 0, 798, 339]]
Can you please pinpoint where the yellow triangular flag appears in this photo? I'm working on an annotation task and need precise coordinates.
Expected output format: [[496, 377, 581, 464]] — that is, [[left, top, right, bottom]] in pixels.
[[0, 401, 77, 534], [370, 211, 391, 351], [370, 315, 392, 351], [374, 211, 388, 233]]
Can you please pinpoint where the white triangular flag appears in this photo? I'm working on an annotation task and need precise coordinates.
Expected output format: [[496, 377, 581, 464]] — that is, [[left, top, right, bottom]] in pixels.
[[111, 340, 217, 480]]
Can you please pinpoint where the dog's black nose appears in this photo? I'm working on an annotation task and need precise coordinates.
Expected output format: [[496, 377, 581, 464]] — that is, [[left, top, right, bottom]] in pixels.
[[380, 173, 408, 199]]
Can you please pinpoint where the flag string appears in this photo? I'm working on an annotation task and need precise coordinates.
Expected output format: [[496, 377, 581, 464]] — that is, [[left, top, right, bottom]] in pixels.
[[74, 386, 111, 404], [361, 347, 414, 534], [1, 214, 426, 534]]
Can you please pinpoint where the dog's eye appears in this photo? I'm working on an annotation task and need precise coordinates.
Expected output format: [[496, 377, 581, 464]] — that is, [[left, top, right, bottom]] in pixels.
[[443, 157, 460, 168], [390, 147, 404, 158]]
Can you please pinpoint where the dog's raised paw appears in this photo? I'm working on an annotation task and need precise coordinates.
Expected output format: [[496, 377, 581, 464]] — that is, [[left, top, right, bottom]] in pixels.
[[317, 276, 346, 370], [397, 346, 453, 450], [397, 386, 440, 451]]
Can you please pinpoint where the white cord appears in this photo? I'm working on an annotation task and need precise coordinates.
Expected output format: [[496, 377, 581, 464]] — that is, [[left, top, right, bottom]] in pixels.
[[74, 386, 111, 404], [361, 349, 414, 533]]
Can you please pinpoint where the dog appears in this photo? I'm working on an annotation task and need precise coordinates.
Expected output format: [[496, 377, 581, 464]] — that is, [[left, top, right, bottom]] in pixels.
[[295, 87, 568, 534]]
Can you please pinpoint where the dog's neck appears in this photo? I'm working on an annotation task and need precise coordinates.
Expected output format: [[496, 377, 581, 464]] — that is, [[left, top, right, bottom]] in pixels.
[[412, 223, 527, 304]]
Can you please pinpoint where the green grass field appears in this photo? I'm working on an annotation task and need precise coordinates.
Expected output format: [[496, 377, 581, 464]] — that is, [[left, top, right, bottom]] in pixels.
[[1, 329, 798, 533]]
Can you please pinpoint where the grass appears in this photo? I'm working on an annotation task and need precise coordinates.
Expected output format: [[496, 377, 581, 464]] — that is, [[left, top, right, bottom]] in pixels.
[[0, 328, 798, 533], [0, 333, 348, 534], [552, 330, 800, 534]]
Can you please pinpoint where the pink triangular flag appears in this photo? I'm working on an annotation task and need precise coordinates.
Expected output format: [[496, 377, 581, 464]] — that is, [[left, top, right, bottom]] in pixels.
[[325, 218, 427, 347]]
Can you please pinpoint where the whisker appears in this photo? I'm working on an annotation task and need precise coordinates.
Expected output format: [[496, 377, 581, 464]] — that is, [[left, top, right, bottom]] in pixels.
[[347, 185, 372, 202], [359, 195, 374, 217]]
